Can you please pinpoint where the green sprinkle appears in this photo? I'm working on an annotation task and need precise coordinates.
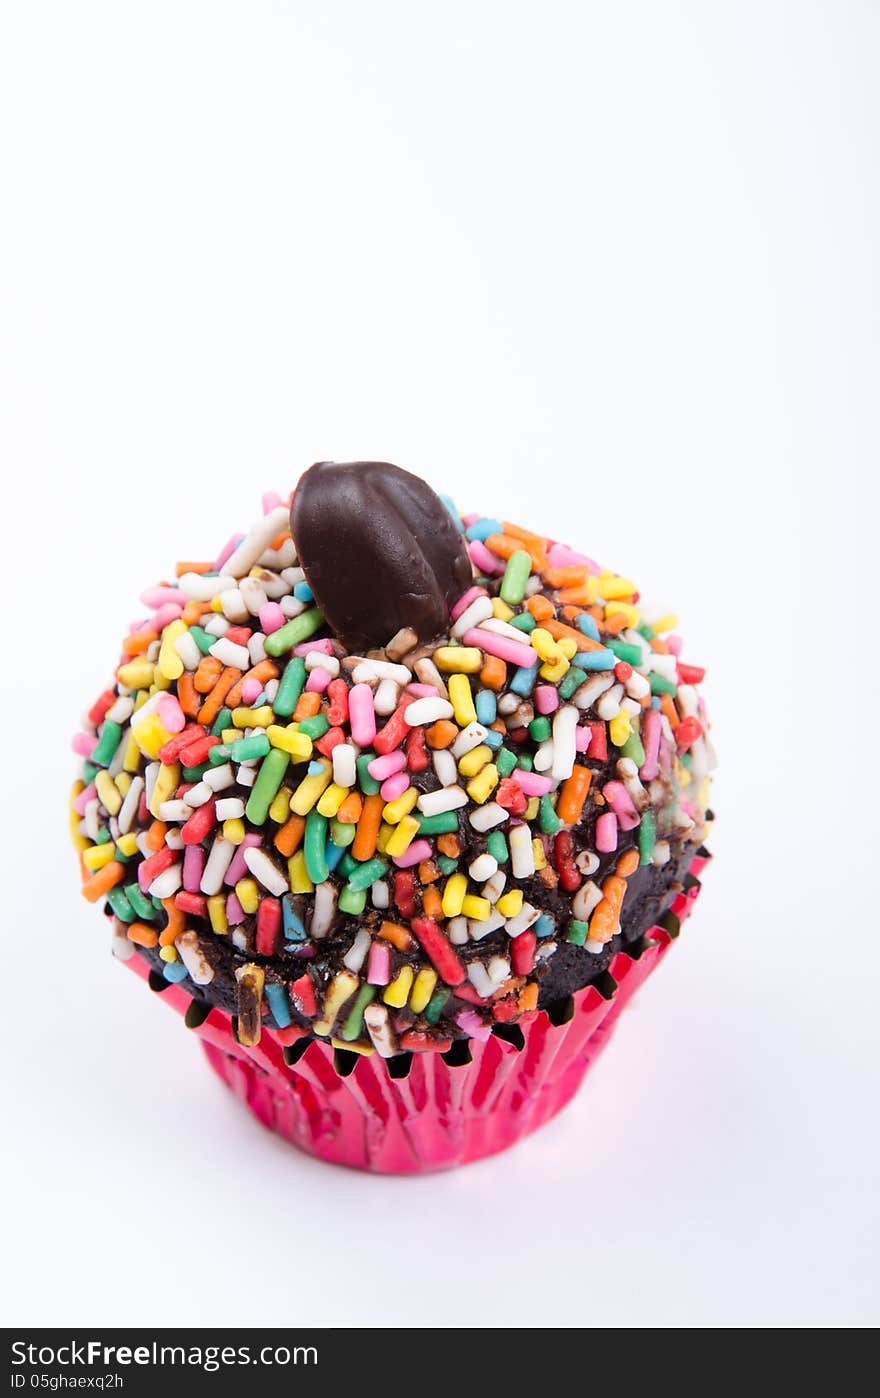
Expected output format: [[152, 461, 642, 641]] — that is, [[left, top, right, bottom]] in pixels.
[[245, 748, 290, 824], [516, 753, 534, 771], [566, 919, 589, 946], [416, 811, 460, 835], [487, 830, 508, 864], [621, 726, 646, 766], [273, 657, 306, 718], [189, 625, 214, 655], [499, 549, 532, 606], [607, 639, 642, 667], [330, 819, 356, 848], [650, 673, 677, 696], [95, 827, 111, 845], [210, 707, 232, 737], [356, 753, 380, 795], [437, 854, 458, 875], [125, 883, 156, 921], [91, 720, 123, 768], [263, 607, 324, 657], [539, 794, 561, 834], [558, 666, 587, 700], [346, 856, 387, 890], [529, 716, 552, 743], [303, 809, 329, 883], [106, 886, 136, 923], [495, 748, 517, 778], [638, 810, 655, 865], [182, 762, 210, 783], [336, 851, 359, 881], [424, 986, 452, 1024], [340, 983, 375, 1040], [509, 612, 536, 632], [82, 761, 99, 784], [338, 886, 368, 915], [298, 713, 329, 740]]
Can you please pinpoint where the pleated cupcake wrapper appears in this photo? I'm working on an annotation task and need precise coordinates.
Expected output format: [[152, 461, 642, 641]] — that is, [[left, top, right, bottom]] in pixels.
[[127, 850, 709, 1173]]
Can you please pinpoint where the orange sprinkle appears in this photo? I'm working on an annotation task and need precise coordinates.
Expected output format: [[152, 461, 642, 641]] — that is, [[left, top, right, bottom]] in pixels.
[[418, 859, 440, 884], [175, 560, 213, 576], [274, 813, 305, 857], [485, 532, 546, 570], [649, 636, 670, 655], [145, 820, 168, 852], [555, 586, 593, 607], [225, 659, 280, 709], [518, 982, 539, 1012], [194, 655, 223, 694], [127, 922, 159, 948], [436, 833, 461, 859], [293, 691, 322, 721], [478, 655, 507, 691], [544, 618, 603, 653], [198, 668, 242, 726], [556, 766, 592, 825], [422, 885, 443, 920], [542, 565, 589, 589], [616, 850, 639, 878], [177, 673, 200, 718], [182, 599, 212, 625], [660, 693, 680, 731], [352, 793, 383, 862], [336, 791, 363, 825], [159, 899, 186, 946], [121, 627, 157, 656], [80, 861, 125, 903], [526, 594, 555, 622], [378, 919, 413, 951], [426, 719, 458, 749]]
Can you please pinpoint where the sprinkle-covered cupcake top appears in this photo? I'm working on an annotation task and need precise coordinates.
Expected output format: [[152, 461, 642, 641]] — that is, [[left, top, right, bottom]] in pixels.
[[72, 463, 714, 1059]]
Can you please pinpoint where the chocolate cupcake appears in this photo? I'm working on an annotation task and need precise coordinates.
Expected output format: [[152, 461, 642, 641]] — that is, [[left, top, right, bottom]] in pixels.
[[72, 461, 714, 1171]]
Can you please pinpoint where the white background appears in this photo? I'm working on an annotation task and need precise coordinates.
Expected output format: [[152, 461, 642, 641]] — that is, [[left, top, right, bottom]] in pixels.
[[0, 1, 876, 1328]]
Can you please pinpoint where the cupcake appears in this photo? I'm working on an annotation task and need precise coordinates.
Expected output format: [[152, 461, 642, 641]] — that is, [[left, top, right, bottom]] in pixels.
[[72, 461, 714, 1172]]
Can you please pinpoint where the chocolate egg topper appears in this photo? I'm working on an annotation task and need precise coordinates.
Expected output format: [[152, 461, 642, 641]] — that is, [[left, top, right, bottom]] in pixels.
[[290, 461, 473, 653]]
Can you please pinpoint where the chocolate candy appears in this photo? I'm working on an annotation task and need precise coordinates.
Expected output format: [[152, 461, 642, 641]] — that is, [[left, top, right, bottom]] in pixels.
[[289, 461, 472, 652]]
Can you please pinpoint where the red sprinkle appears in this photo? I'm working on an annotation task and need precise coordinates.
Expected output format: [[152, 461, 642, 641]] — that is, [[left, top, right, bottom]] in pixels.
[[405, 726, 429, 772], [290, 972, 317, 1018], [586, 720, 607, 761], [496, 777, 528, 815], [174, 891, 207, 918], [677, 663, 706, 685], [158, 724, 206, 764], [400, 1030, 453, 1053], [393, 870, 416, 919], [88, 689, 117, 727], [373, 697, 416, 755], [181, 797, 217, 846], [614, 661, 632, 682], [553, 830, 581, 892], [315, 725, 345, 757], [411, 917, 466, 986], [178, 732, 220, 767], [256, 897, 281, 956], [676, 715, 703, 753], [138, 846, 176, 890], [511, 929, 537, 976], [326, 679, 350, 727], [224, 625, 252, 646]]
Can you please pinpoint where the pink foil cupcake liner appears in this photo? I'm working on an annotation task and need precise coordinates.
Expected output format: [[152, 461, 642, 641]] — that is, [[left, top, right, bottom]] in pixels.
[[126, 851, 709, 1173]]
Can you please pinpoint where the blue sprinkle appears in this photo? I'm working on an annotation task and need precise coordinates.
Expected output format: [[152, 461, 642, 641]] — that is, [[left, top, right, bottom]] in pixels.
[[307, 760, 324, 776], [439, 494, 462, 526], [576, 613, 601, 642], [579, 649, 616, 671], [651, 696, 662, 709], [265, 982, 293, 1029], [324, 839, 345, 873], [510, 664, 537, 696], [465, 517, 502, 542], [293, 581, 314, 602], [475, 689, 497, 725], [534, 914, 556, 939], [282, 896, 306, 941], [162, 960, 189, 983], [483, 728, 503, 750]]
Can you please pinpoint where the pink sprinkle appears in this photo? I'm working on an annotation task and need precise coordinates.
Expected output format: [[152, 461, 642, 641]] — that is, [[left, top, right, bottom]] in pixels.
[[259, 602, 286, 634], [368, 751, 407, 781], [295, 637, 333, 657], [451, 585, 488, 620], [666, 634, 683, 656], [595, 811, 618, 853], [306, 668, 331, 694], [367, 941, 391, 986], [225, 833, 262, 886], [574, 726, 590, 753], [74, 783, 96, 815], [157, 694, 185, 733], [468, 541, 505, 576], [153, 602, 185, 630], [226, 891, 245, 925], [262, 491, 284, 514], [512, 769, 553, 797], [240, 678, 263, 705], [349, 684, 377, 746], [462, 628, 537, 669], [214, 534, 241, 571], [392, 839, 432, 869], [640, 709, 661, 781], [183, 845, 205, 893], [455, 1010, 493, 1041], [534, 685, 560, 716], [140, 586, 182, 610], [602, 780, 639, 830], [292, 944, 315, 958], [404, 682, 439, 698], [380, 771, 410, 802], [72, 732, 97, 757], [547, 543, 601, 574], [460, 512, 479, 528]]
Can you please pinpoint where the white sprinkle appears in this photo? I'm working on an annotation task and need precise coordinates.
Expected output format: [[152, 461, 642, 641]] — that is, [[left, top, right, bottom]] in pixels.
[[573, 673, 615, 711], [305, 650, 340, 676], [469, 909, 506, 940], [483, 870, 507, 904], [280, 595, 307, 618], [373, 678, 400, 715], [573, 880, 603, 921], [243, 846, 289, 895], [468, 962, 498, 997], [281, 567, 306, 586], [106, 695, 134, 724], [311, 881, 338, 939], [451, 721, 488, 758], [183, 781, 214, 808], [166, 828, 184, 851], [175, 931, 215, 985], [343, 927, 371, 973], [84, 798, 100, 843], [201, 837, 236, 894], [111, 926, 136, 961], [258, 538, 297, 570], [533, 739, 554, 772], [117, 776, 144, 835], [215, 797, 245, 821], [332, 744, 357, 788], [204, 762, 235, 792], [209, 637, 251, 670], [417, 785, 468, 816], [178, 572, 237, 601], [219, 588, 249, 623], [149, 864, 182, 899], [468, 802, 508, 832], [173, 631, 202, 671], [451, 595, 494, 637], [652, 841, 672, 867], [363, 1003, 398, 1058], [624, 671, 651, 701], [371, 879, 389, 910], [575, 849, 600, 877], [236, 765, 257, 788], [257, 569, 292, 600], [479, 616, 531, 644], [202, 615, 229, 637], [643, 650, 677, 680], [248, 632, 267, 666], [143, 760, 159, 806], [263, 677, 279, 703], [504, 903, 541, 938], [351, 658, 412, 685], [510, 824, 535, 878], [584, 939, 606, 955], [497, 692, 521, 716], [469, 853, 498, 882], [551, 704, 578, 782], [158, 800, 191, 823], [405, 696, 455, 727], [448, 916, 469, 945], [130, 694, 162, 730], [239, 576, 269, 615], [597, 684, 624, 721], [224, 506, 290, 579], [413, 657, 448, 697], [488, 955, 511, 985]]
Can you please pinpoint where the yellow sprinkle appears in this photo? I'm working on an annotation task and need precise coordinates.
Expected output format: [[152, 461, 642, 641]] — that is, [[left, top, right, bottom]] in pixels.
[[148, 762, 179, 819], [376, 822, 393, 854], [467, 764, 499, 804], [95, 769, 122, 815], [441, 873, 467, 917], [433, 646, 482, 673], [158, 945, 178, 963], [207, 894, 228, 934], [609, 711, 632, 747], [117, 659, 155, 689], [496, 889, 523, 917], [268, 787, 291, 823], [288, 850, 314, 894], [599, 574, 637, 600], [448, 672, 477, 726], [115, 772, 131, 797], [157, 620, 187, 680], [385, 815, 420, 857], [210, 595, 223, 612], [313, 971, 360, 1036], [232, 705, 275, 729], [457, 743, 492, 777], [539, 657, 570, 683], [530, 627, 563, 663], [524, 796, 540, 822], [532, 837, 547, 871], [651, 613, 679, 634], [604, 601, 640, 627], [461, 894, 491, 920], [329, 1037, 374, 1056], [409, 967, 438, 1014], [82, 842, 117, 872], [134, 714, 171, 760], [383, 965, 414, 1009], [289, 760, 332, 815], [223, 817, 246, 845], [221, 729, 238, 744], [151, 670, 172, 693], [267, 724, 313, 761], [115, 833, 139, 858], [491, 597, 514, 621], [557, 637, 578, 660], [235, 877, 259, 914], [382, 787, 418, 824], [317, 782, 348, 818], [122, 732, 142, 774], [69, 782, 88, 851]]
